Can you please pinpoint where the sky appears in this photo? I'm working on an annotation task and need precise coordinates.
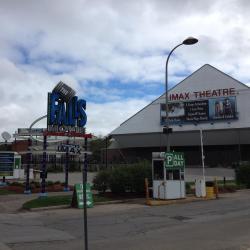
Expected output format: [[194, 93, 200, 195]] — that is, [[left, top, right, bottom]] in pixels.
[[0, 0, 250, 139]]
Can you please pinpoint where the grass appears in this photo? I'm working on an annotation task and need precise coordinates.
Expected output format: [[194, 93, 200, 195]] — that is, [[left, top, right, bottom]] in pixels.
[[22, 194, 113, 209], [22, 195, 72, 209], [0, 189, 16, 195]]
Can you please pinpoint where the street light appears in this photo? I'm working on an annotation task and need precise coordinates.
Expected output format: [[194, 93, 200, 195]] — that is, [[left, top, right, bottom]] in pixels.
[[163, 37, 198, 152]]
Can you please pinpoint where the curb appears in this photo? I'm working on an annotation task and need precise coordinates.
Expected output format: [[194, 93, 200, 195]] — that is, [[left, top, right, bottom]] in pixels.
[[146, 197, 217, 206], [94, 198, 143, 205], [27, 205, 70, 212]]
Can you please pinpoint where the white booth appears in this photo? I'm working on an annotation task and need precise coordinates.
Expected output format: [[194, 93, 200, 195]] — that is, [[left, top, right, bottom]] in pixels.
[[152, 152, 185, 199]]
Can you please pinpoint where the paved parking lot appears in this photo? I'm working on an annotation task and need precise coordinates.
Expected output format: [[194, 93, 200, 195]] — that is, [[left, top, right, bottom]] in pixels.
[[1, 190, 250, 250]]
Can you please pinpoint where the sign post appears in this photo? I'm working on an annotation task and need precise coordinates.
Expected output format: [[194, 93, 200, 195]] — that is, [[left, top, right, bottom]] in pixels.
[[83, 137, 89, 250], [64, 139, 70, 192], [40, 135, 47, 196], [24, 138, 32, 194]]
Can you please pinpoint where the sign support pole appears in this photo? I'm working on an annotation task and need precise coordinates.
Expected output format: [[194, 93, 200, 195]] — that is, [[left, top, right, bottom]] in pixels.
[[24, 138, 32, 194], [40, 135, 47, 196], [83, 136, 88, 250], [64, 139, 70, 191]]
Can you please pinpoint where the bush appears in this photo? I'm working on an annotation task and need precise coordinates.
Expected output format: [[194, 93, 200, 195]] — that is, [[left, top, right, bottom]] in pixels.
[[93, 161, 152, 194], [109, 168, 130, 194], [235, 164, 250, 188], [9, 182, 24, 187], [206, 181, 214, 187], [185, 182, 192, 194], [46, 181, 54, 186], [93, 170, 111, 193], [129, 163, 151, 193]]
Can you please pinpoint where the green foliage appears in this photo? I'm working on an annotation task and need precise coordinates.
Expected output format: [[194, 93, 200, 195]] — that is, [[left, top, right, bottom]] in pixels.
[[89, 137, 107, 164], [235, 164, 250, 188], [46, 181, 54, 186], [30, 181, 40, 188], [129, 162, 151, 193], [22, 194, 113, 209], [22, 195, 72, 209], [93, 161, 152, 194], [206, 181, 214, 187], [109, 168, 130, 194], [0, 189, 16, 195], [185, 182, 192, 194], [93, 170, 111, 193], [9, 181, 24, 187]]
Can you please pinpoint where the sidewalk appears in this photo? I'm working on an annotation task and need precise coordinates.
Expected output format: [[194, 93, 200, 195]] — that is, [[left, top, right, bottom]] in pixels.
[[0, 191, 73, 213]]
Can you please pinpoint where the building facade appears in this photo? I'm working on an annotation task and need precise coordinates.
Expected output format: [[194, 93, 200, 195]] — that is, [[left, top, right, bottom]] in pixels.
[[110, 64, 250, 167]]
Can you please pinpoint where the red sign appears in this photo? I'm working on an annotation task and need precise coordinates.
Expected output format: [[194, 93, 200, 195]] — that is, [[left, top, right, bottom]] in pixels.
[[43, 131, 92, 138]]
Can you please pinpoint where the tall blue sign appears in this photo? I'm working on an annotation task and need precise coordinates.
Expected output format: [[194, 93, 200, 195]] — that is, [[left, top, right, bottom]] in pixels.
[[47, 91, 87, 133]]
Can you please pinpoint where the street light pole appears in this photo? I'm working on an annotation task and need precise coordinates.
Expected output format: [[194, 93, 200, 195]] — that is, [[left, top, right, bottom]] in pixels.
[[163, 37, 198, 152], [165, 43, 183, 152]]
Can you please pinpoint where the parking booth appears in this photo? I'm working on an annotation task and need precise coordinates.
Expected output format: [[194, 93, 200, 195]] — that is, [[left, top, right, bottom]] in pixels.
[[152, 152, 185, 200]]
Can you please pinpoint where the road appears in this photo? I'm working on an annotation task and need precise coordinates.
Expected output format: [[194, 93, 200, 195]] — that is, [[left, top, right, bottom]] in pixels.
[[1, 190, 250, 250]]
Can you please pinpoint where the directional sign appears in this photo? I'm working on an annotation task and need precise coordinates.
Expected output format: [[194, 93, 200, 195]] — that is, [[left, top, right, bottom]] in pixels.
[[164, 152, 185, 169], [71, 183, 93, 208]]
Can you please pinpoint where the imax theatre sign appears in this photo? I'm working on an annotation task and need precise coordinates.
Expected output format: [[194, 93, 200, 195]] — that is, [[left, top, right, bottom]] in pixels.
[[47, 82, 87, 133]]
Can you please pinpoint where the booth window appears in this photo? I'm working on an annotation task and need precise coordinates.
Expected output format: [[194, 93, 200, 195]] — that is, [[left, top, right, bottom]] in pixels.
[[166, 170, 184, 180], [153, 160, 164, 180], [173, 170, 184, 180]]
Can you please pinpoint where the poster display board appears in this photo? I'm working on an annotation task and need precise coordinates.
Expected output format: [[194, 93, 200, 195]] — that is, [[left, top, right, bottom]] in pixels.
[[161, 96, 237, 124]]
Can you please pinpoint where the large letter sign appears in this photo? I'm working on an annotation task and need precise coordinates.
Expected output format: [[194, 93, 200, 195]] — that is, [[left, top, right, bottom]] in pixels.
[[47, 91, 87, 133]]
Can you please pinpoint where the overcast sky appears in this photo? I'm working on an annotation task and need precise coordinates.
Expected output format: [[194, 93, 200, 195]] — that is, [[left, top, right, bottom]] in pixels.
[[0, 0, 250, 139]]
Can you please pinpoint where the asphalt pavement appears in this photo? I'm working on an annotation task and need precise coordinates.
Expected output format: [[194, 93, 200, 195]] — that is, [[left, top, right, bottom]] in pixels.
[[0, 190, 250, 250]]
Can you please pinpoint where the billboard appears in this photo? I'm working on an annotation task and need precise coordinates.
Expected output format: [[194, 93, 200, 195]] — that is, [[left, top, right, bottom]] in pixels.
[[161, 96, 237, 125], [0, 153, 14, 176]]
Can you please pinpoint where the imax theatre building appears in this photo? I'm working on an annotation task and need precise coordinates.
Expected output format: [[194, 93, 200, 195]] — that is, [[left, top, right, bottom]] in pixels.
[[110, 64, 250, 167]]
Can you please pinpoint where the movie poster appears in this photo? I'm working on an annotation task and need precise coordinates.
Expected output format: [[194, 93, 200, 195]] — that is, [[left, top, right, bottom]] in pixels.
[[208, 96, 236, 120]]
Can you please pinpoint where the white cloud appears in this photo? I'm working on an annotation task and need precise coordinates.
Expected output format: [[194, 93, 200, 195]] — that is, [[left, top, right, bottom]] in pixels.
[[0, 0, 250, 139], [86, 98, 151, 136]]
